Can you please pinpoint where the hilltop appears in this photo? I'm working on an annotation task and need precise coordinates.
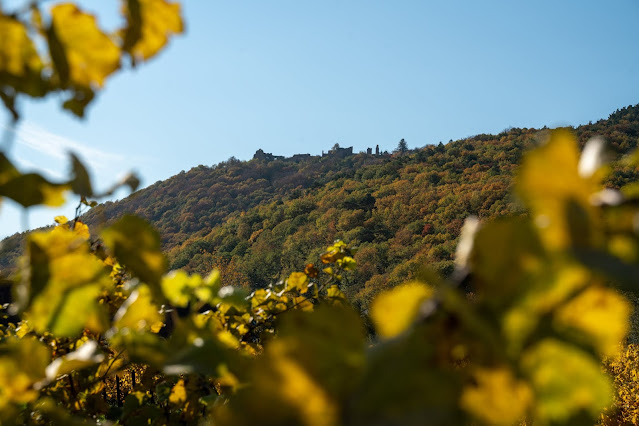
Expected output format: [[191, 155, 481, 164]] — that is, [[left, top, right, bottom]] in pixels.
[[2, 104, 638, 305]]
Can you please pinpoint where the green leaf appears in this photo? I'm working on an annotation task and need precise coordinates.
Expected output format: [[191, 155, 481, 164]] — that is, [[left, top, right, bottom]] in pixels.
[[30, 281, 106, 337], [214, 306, 364, 425], [45, 22, 70, 86], [350, 328, 463, 426], [161, 269, 221, 307], [0, 90, 19, 121], [69, 153, 93, 197], [101, 215, 167, 288], [471, 218, 545, 307], [121, 0, 143, 62], [110, 330, 168, 368], [24, 226, 110, 336], [0, 153, 19, 184], [62, 88, 95, 118], [15, 239, 50, 311], [163, 338, 230, 376], [521, 339, 613, 423], [572, 247, 639, 296], [0, 173, 68, 207]]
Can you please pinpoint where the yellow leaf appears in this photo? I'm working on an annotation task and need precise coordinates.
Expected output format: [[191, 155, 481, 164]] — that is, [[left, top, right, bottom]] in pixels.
[[101, 215, 167, 287], [326, 284, 346, 302], [169, 379, 187, 404], [54, 215, 68, 224], [370, 281, 433, 339], [461, 367, 532, 425], [70, 221, 90, 240], [269, 352, 338, 425], [515, 130, 600, 250], [287, 272, 307, 292], [0, 338, 49, 407], [114, 284, 163, 332], [51, 4, 120, 87], [125, 0, 184, 62], [293, 296, 314, 312], [25, 226, 110, 336], [337, 255, 357, 270], [555, 285, 631, 357], [502, 263, 590, 354], [161, 270, 203, 307], [0, 15, 43, 77]]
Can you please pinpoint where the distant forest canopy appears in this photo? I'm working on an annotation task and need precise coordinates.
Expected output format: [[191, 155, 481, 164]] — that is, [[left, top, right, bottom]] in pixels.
[[2, 104, 638, 306]]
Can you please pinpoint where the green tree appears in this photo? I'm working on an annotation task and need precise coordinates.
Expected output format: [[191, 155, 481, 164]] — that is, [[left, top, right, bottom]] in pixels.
[[395, 138, 408, 154]]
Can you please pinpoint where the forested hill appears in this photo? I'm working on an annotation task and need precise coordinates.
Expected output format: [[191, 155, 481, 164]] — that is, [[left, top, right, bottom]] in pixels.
[[2, 104, 639, 305]]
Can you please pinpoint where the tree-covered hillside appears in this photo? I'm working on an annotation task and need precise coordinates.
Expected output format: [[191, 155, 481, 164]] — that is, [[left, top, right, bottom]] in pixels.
[[2, 104, 639, 305]]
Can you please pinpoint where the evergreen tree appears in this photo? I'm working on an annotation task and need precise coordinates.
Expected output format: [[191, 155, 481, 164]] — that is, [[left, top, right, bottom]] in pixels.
[[395, 138, 408, 154]]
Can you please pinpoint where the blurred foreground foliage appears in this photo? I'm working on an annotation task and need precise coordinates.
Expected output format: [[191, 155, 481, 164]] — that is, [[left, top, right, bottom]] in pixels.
[[1, 127, 639, 424], [2, 1, 639, 425], [0, 0, 183, 120]]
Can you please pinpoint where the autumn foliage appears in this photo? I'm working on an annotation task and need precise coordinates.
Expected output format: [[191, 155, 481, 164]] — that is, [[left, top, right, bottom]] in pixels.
[[2, 1, 639, 425]]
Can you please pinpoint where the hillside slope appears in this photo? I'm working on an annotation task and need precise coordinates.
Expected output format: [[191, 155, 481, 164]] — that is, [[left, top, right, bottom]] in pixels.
[[2, 105, 639, 305]]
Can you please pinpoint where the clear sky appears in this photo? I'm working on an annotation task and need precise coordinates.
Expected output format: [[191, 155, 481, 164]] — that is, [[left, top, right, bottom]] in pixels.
[[1, 0, 638, 239]]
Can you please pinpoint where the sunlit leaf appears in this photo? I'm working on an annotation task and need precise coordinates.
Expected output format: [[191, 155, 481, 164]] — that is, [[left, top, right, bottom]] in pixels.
[[286, 271, 307, 292], [0, 14, 44, 108], [168, 379, 187, 404], [0, 15, 43, 75], [54, 215, 68, 224], [337, 255, 357, 270], [555, 285, 630, 357], [370, 281, 433, 339], [50, 3, 120, 88], [502, 263, 590, 354], [113, 284, 163, 332], [24, 225, 110, 336], [29, 280, 106, 336], [515, 130, 600, 250], [123, 0, 184, 62], [326, 284, 345, 301], [161, 270, 201, 307], [461, 367, 532, 425]]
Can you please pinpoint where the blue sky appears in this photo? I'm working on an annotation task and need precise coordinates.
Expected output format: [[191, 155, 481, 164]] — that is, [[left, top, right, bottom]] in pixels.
[[1, 0, 639, 238]]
